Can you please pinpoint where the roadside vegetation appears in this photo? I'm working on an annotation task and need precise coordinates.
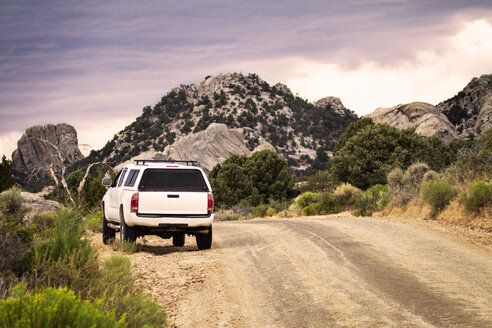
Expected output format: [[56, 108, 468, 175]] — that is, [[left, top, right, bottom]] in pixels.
[[213, 121, 491, 232], [0, 186, 167, 327]]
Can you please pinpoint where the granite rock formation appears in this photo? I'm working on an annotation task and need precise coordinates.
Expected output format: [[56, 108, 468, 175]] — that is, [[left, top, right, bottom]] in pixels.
[[437, 74, 492, 138], [11, 123, 84, 185], [366, 102, 458, 143]]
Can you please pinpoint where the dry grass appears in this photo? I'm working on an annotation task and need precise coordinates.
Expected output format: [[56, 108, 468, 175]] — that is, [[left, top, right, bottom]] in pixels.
[[380, 199, 491, 232]]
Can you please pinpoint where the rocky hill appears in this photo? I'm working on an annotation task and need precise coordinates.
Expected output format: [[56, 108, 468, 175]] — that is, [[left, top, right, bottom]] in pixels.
[[366, 74, 492, 141], [82, 73, 357, 173], [437, 74, 492, 138], [366, 102, 458, 143], [11, 123, 84, 186]]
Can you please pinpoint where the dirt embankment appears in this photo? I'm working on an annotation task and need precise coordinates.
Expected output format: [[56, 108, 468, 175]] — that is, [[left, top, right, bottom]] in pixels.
[[93, 216, 492, 327]]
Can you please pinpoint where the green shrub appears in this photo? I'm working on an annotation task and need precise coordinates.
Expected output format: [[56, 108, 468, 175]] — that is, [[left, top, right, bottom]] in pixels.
[[0, 218, 35, 274], [387, 167, 404, 192], [0, 286, 126, 328], [459, 181, 492, 213], [266, 207, 276, 217], [299, 170, 334, 193], [0, 155, 15, 193], [222, 215, 240, 221], [209, 150, 295, 207], [403, 162, 429, 190], [296, 192, 320, 209], [0, 187, 29, 222], [319, 192, 342, 214], [353, 184, 390, 216], [119, 241, 137, 254], [388, 164, 432, 207], [302, 203, 322, 216], [89, 256, 167, 328], [0, 188, 35, 276], [252, 204, 269, 217], [31, 208, 99, 293], [30, 212, 55, 230], [333, 183, 362, 208], [420, 178, 457, 216], [85, 211, 103, 233]]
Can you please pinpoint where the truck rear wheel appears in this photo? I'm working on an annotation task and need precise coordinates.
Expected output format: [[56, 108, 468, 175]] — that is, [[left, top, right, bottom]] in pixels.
[[102, 206, 115, 245], [120, 211, 136, 244], [173, 233, 185, 246], [196, 226, 212, 250]]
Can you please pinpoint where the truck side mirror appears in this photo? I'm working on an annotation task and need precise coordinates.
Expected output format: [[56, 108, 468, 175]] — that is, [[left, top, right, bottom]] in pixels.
[[102, 177, 112, 187]]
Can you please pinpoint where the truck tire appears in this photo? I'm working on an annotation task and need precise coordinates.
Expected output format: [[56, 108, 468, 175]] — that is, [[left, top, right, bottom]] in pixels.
[[196, 226, 212, 250], [102, 205, 115, 245], [173, 233, 185, 246], [120, 210, 136, 244]]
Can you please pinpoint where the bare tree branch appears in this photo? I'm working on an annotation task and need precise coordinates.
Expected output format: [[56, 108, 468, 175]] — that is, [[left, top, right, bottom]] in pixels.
[[48, 164, 59, 188]]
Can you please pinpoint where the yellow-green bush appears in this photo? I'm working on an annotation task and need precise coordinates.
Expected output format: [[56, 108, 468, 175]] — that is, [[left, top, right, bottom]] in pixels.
[[319, 192, 342, 214], [266, 207, 276, 217], [353, 184, 390, 217], [296, 192, 320, 209], [421, 178, 457, 216], [252, 204, 269, 217], [333, 183, 362, 208], [32, 208, 98, 291], [85, 211, 103, 233], [0, 186, 28, 222], [459, 181, 492, 213], [0, 286, 126, 328], [88, 255, 167, 328], [302, 203, 322, 216]]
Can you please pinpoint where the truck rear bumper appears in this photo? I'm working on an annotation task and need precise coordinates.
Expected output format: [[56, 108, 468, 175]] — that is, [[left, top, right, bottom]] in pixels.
[[126, 211, 214, 228]]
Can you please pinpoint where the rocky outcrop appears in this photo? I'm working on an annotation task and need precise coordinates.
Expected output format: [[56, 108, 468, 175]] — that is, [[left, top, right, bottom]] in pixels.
[[315, 97, 352, 116], [164, 123, 270, 173], [366, 102, 458, 143], [11, 123, 84, 185], [475, 95, 492, 134], [115, 123, 276, 173], [437, 74, 492, 138], [21, 190, 60, 222]]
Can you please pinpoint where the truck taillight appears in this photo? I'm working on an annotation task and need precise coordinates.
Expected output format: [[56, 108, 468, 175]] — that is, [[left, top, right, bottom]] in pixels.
[[131, 193, 139, 212], [208, 193, 214, 212]]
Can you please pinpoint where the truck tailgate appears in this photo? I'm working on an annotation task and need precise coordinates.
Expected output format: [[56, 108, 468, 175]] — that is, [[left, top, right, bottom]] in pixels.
[[138, 192, 208, 215]]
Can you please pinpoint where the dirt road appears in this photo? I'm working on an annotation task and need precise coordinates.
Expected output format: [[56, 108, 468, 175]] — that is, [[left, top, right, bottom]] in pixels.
[[126, 216, 492, 327]]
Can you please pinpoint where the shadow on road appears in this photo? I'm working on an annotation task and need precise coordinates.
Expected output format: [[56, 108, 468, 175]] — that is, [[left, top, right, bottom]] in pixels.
[[136, 244, 199, 255]]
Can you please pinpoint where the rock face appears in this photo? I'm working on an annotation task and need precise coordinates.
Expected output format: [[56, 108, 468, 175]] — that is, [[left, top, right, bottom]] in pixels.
[[437, 74, 492, 138], [475, 95, 492, 134], [11, 123, 84, 185], [115, 123, 275, 173], [366, 102, 458, 143], [163, 123, 250, 172]]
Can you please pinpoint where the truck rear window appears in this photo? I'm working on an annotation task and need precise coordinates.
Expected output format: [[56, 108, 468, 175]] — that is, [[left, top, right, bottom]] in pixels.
[[138, 169, 209, 192]]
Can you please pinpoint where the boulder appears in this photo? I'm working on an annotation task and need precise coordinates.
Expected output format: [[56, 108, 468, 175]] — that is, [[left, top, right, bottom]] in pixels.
[[21, 191, 60, 222], [11, 123, 84, 185], [366, 102, 458, 143], [315, 96, 351, 116]]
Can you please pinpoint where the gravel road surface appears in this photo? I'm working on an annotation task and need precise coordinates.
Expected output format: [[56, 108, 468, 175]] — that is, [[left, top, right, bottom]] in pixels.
[[126, 216, 492, 327]]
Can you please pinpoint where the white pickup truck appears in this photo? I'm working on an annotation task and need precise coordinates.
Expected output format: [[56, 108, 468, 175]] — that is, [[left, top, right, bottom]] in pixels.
[[101, 160, 214, 250]]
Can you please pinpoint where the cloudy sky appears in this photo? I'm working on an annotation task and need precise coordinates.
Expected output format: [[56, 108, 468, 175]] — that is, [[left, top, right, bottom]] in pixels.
[[1, 0, 492, 158]]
